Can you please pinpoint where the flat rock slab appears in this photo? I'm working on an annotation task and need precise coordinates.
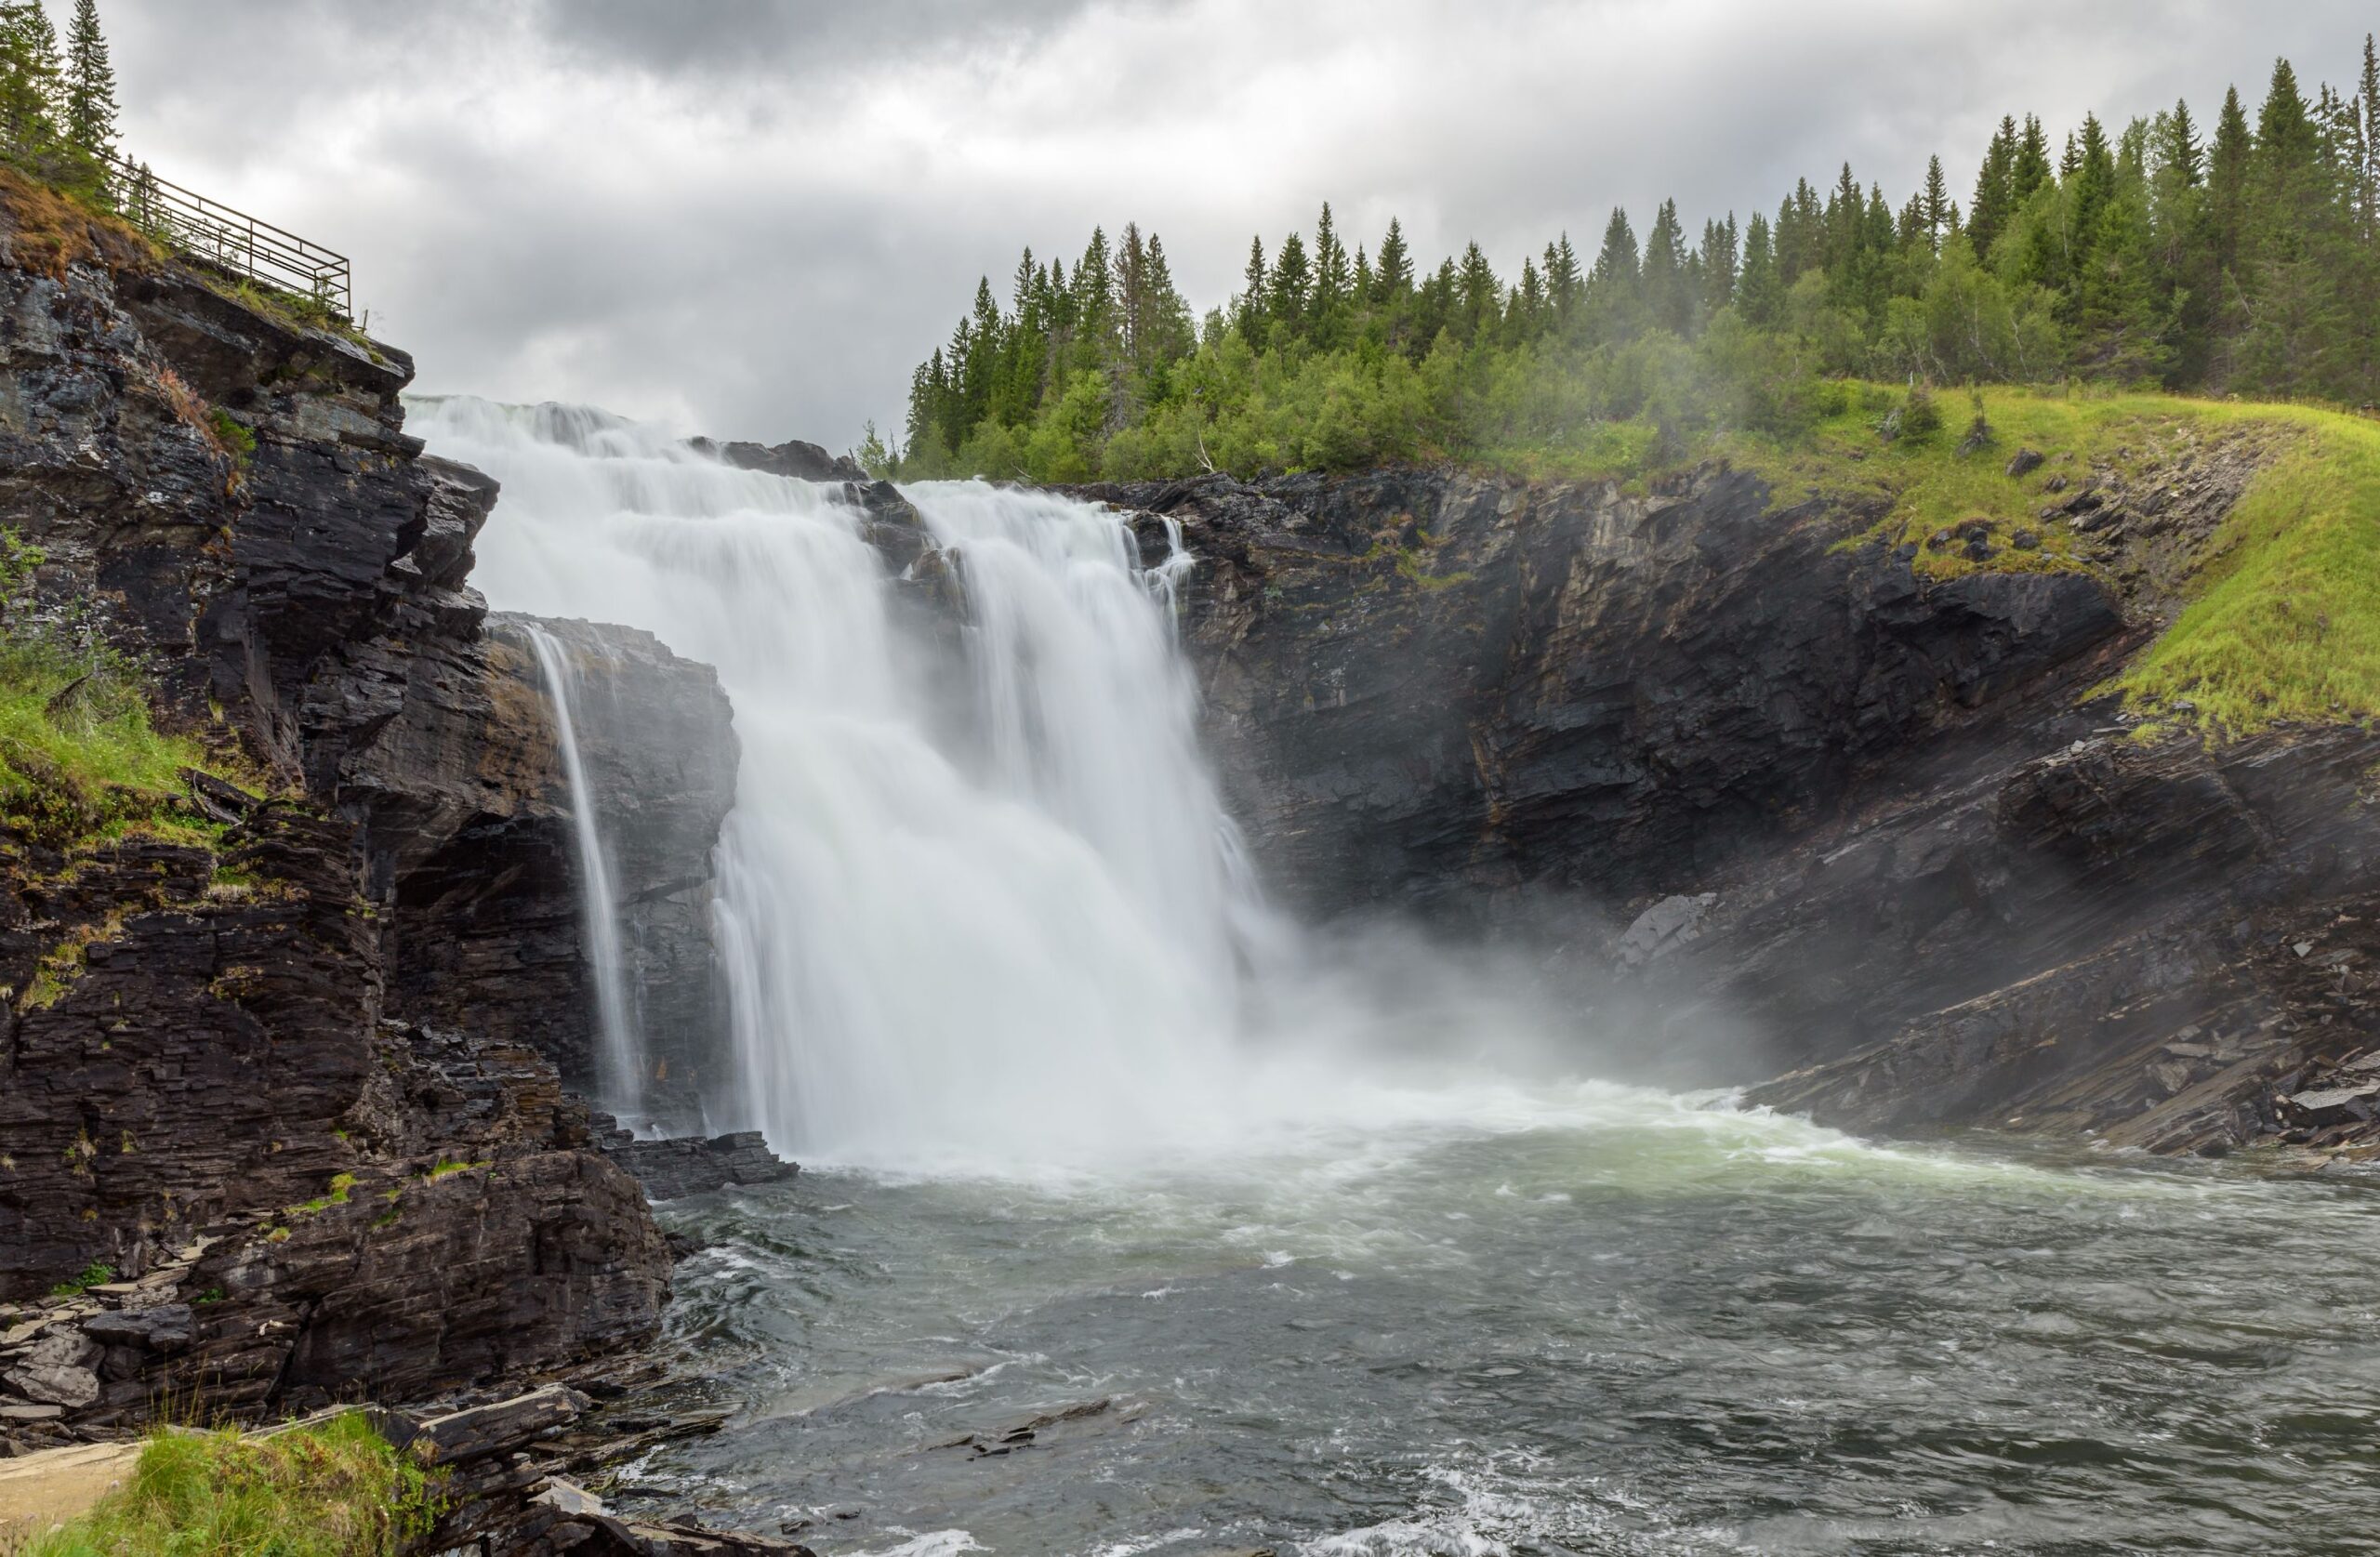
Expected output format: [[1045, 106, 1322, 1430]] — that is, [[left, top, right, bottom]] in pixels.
[[0, 1441, 140, 1550]]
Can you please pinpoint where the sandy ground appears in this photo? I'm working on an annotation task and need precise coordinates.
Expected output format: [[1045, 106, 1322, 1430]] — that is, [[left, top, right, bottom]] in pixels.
[[0, 1441, 140, 1553]]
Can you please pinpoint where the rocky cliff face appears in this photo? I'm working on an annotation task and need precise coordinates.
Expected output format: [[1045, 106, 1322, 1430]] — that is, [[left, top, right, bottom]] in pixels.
[[0, 180, 717, 1439], [388, 614, 738, 1130], [1085, 457, 2380, 1157]]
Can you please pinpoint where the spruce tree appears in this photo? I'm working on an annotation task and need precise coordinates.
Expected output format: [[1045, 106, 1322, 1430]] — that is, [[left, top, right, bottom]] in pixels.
[[1454, 240, 1501, 342], [63, 0, 112, 154], [1968, 117, 2019, 259], [1546, 231, 1581, 313], [2014, 115, 2054, 200], [2360, 34, 2380, 240], [1591, 206, 1639, 290], [1236, 236, 1268, 342], [2161, 99, 2203, 186], [1737, 211, 1781, 325], [0, 1, 65, 165], [1310, 202, 1350, 334], [1268, 230, 1311, 336], [1922, 154, 1951, 247], [1373, 218, 1413, 300], [1642, 198, 1689, 333]]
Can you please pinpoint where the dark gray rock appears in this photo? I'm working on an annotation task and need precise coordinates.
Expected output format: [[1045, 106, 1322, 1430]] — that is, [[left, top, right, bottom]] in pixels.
[[0, 186, 674, 1426], [591, 1115, 799, 1202], [388, 615, 740, 1128], [81, 1305, 192, 1352], [697, 434, 866, 484]]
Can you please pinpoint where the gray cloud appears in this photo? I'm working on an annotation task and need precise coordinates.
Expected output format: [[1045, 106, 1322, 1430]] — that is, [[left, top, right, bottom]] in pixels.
[[83, 0, 2378, 450]]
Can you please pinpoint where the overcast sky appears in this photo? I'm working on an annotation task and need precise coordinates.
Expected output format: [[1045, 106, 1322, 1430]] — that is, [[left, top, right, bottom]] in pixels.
[[90, 0, 2374, 450]]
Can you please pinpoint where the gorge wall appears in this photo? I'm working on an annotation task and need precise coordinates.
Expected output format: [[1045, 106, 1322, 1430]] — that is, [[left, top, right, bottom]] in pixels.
[[0, 181, 738, 1444], [1084, 455, 2380, 1157]]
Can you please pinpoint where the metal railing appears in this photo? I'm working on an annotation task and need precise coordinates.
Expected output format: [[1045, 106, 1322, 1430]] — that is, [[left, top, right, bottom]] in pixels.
[[103, 152, 351, 319]]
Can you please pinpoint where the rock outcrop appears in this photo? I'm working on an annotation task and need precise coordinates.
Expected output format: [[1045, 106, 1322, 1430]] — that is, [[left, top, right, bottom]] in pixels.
[[0, 176, 687, 1441], [389, 614, 739, 1128], [589, 1114, 798, 1203], [1080, 467, 2128, 917], [1083, 457, 2380, 1157]]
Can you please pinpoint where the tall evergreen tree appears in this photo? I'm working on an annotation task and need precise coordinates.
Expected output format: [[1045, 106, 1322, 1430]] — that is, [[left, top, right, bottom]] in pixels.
[[1236, 235, 1268, 341], [2160, 99, 2203, 186], [62, 0, 111, 153], [0, 1, 66, 164], [1310, 202, 1351, 333], [1643, 197, 1690, 332], [1736, 211, 1781, 325], [1591, 206, 1639, 290], [1267, 230, 1311, 335], [2013, 114, 2054, 200], [1969, 116, 2020, 258], [1373, 217, 1413, 299], [1922, 154, 1952, 246]]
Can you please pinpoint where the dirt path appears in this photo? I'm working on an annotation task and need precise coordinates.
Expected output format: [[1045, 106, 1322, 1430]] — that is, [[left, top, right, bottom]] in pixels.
[[0, 1442, 139, 1553]]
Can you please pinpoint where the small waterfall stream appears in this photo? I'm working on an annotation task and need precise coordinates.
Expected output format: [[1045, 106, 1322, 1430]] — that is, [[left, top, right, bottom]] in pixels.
[[521, 622, 643, 1121]]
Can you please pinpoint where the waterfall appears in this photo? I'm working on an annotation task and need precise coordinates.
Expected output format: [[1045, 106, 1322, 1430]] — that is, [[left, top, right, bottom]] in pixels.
[[521, 623, 643, 1121], [412, 397, 1262, 1168]]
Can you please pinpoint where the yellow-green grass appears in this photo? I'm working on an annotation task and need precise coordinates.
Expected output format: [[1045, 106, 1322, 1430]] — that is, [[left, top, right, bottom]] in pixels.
[[23, 1412, 439, 1557], [1725, 384, 2233, 580], [1714, 385, 2380, 737], [2105, 403, 2380, 736], [0, 647, 211, 845]]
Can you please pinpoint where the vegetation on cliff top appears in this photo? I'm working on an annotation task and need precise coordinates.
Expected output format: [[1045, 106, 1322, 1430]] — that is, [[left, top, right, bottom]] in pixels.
[[24, 1412, 441, 1557], [884, 36, 2378, 486], [2108, 405, 2380, 733], [1720, 387, 2380, 734], [877, 35, 2380, 740]]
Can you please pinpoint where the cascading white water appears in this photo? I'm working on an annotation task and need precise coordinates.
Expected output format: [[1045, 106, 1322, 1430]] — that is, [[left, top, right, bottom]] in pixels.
[[411, 397, 1263, 1168], [521, 623, 642, 1120]]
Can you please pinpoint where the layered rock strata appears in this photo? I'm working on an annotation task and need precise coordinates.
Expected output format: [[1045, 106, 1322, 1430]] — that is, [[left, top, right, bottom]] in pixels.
[[1082, 452, 2380, 1156], [0, 179, 714, 1444]]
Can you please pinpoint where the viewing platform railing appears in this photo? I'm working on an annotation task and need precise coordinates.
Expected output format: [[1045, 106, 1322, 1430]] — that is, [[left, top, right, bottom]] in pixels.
[[103, 153, 352, 320]]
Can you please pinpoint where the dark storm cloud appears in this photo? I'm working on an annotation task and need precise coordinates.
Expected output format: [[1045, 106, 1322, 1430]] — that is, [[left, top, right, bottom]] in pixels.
[[83, 0, 2379, 450]]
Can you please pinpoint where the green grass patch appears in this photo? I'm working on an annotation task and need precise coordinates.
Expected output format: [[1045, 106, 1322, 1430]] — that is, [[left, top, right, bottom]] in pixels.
[[2105, 406, 2380, 735], [1712, 383, 2380, 737], [1718, 382, 2207, 580], [46, 1260, 112, 1299], [24, 1411, 441, 1557], [423, 1158, 490, 1182], [0, 643, 212, 848]]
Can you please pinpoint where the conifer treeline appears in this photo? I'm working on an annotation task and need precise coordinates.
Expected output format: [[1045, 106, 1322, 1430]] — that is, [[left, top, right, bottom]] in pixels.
[[886, 41, 2380, 482]]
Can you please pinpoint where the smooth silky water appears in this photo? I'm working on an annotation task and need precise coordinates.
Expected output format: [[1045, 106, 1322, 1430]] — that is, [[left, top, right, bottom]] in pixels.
[[414, 397, 2380, 1557]]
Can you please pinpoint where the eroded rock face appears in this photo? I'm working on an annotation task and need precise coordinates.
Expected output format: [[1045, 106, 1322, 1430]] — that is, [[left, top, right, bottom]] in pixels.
[[388, 614, 739, 1128], [1084, 462, 2380, 1156], [1082, 468, 2127, 917], [0, 187, 680, 1431]]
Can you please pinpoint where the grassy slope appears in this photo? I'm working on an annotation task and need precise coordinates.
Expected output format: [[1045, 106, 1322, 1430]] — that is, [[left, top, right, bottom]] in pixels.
[[0, 651, 208, 826], [23, 1413, 437, 1557], [1707, 386, 2380, 737]]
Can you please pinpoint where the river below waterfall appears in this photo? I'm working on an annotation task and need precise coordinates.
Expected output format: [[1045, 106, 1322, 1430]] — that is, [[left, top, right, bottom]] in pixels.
[[408, 398, 2380, 1557], [636, 1101, 2380, 1557]]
